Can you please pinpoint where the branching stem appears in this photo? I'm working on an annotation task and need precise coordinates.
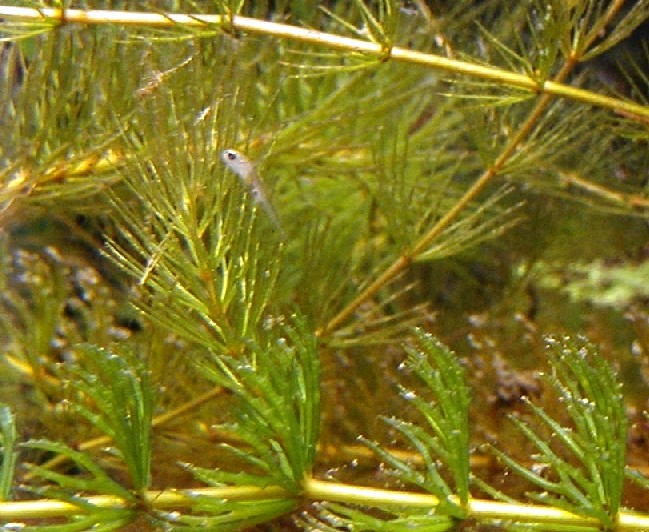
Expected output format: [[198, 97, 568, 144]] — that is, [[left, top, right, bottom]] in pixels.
[[0, 5, 647, 119], [2, 4, 640, 336], [319, 0, 627, 337], [320, 60, 576, 336]]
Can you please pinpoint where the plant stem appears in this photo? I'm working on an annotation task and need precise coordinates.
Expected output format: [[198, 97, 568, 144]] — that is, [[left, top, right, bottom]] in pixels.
[[0, 6, 648, 119], [5, 480, 649, 528], [0, 485, 290, 519], [3, 5, 641, 334], [320, 57, 577, 336], [319, 0, 627, 337]]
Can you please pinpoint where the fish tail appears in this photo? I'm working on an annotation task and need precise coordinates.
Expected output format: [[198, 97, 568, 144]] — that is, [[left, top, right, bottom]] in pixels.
[[250, 182, 286, 237]]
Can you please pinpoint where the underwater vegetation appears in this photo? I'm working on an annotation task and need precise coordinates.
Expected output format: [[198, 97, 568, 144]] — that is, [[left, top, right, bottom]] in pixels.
[[2, 1, 649, 530]]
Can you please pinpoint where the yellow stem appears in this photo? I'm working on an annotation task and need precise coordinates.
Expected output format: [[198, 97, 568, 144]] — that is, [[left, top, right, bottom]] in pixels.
[[3, 479, 649, 529], [0, 6, 647, 119], [319, 0, 629, 336], [2, 5, 646, 336], [320, 56, 578, 336]]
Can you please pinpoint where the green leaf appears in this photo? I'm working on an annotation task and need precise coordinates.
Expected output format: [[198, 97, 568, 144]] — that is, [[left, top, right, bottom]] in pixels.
[[62, 344, 154, 493], [0, 405, 17, 500], [363, 330, 470, 519], [305, 501, 455, 531], [191, 315, 320, 495], [104, 84, 284, 355], [489, 336, 627, 527], [539, 259, 649, 309], [626, 464, 649, 491], [22, 440, 133, 501], [414, 187, 522, 262], [15, 513, 136, 532], [152, 496, 295, 531], [184, 464, 275, 489], [353, 0, 399, 53]]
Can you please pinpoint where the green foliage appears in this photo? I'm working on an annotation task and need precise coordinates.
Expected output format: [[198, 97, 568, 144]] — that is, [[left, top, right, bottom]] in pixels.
[[0, 404, 17, 500], [23, 440, 133, 502], [539, 259, 649, 309], [105, 116, 284, 353], [489, 337, 627, 528], [22, 440, 137, 530], [0, 24, 133, 213], [413, 186, 522, 263], [579, 1, 649, 61], [626, 454, 649, 492], [153, 495, 296, 531], [59, 345, 153, 494], [188, 316, 320, 495], [1, 0, 649, 530], [352, 0, 399, 53], [303, 501, 454, 532], [362, 330, 470, 519]]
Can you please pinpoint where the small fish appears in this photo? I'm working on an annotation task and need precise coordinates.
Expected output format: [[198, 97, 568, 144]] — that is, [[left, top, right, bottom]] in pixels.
[[221, 149, 285, 236]]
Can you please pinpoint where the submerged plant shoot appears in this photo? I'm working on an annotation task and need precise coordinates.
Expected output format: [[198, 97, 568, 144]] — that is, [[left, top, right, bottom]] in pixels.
[[1, 1, 649, 530]]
